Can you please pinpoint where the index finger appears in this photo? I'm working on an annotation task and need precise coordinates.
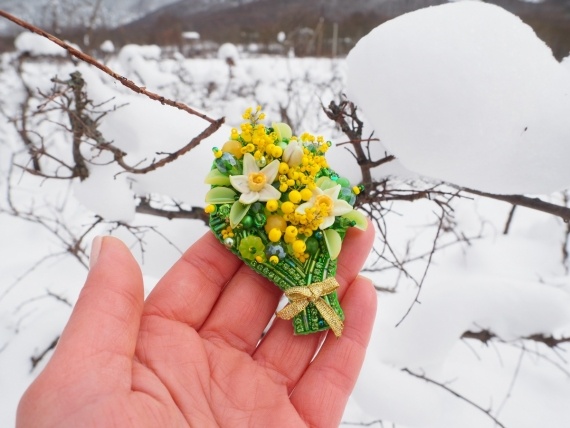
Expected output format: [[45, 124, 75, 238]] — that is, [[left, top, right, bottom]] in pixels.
[[142, 232, 242, 329]]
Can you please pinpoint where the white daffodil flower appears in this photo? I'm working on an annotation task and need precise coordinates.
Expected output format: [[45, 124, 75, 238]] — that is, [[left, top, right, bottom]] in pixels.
[[282, 140, 304, 167], [296, 184, 353, 229], [230, 153, 281, 204]]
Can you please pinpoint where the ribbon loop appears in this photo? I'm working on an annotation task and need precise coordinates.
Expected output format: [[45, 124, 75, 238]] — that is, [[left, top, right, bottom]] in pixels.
[[276, 277, 344, 337]]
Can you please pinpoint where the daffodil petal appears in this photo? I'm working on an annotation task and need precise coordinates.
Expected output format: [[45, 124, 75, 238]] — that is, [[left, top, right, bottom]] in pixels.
[[319, 216, 335, 230], [230, 175, 249, 194], [257, 184, 281, 201], [261, 159, 280, 184], [324, 184, 342, 199], [296, 200, 312, 214], [332, 199, 353, 216], [242, 153, 258, 175], [239, 191, 260, 204]]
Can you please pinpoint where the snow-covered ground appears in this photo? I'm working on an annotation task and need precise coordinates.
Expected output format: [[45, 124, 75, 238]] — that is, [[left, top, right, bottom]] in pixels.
[[2, 2, 570, 427]]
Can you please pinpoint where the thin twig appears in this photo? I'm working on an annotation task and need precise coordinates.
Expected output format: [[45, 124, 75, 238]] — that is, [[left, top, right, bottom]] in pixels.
[[403, 368, 507, 428], [0, 10, 220, 125]]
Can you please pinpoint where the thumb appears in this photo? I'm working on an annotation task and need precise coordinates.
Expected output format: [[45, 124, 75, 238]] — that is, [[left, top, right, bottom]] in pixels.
[[50, 236, 144, 371]]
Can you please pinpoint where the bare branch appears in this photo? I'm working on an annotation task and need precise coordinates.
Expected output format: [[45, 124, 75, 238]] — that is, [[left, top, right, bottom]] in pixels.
[[464, 188, 570, 223], [462, 329, 570, 348], [136, 197, 208, 223], [403, 368, 507, 428], [0, 10, 220, 125], [31, 336, 59, 370]]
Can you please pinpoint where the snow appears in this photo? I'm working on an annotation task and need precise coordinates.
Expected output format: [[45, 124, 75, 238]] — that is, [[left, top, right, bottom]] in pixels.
[[2, 3, 570, 428], [217, 42, 240, 63], [14, 32, 68, 56], [347, 1, 570, 195], [100, 40, 115, 53], [183, 31, 200, 41], [73, 164, 137, 223]]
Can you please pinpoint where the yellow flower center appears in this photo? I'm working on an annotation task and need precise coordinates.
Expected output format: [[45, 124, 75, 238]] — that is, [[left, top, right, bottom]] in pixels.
[[315, 195, 333, 217], [248, 172, 266, 192]]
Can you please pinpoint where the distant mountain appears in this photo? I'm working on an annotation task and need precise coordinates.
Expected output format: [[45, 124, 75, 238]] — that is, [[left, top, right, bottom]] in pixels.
[[0, 0, 182, 34], [118, 0, 570, 58], [0, 0, 568, 59]]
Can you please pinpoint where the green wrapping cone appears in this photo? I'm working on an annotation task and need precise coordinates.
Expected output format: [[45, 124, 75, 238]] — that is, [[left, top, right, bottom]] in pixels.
[[210, 214, 344, 334]]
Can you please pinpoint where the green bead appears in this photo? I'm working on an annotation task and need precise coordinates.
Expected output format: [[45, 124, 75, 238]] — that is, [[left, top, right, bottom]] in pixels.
[[242, 215, 253, 229], [337, 177, 350, 187], [305, 236, 319, 255], [254, 212, 267, 228], [218, 204, 231, 218]]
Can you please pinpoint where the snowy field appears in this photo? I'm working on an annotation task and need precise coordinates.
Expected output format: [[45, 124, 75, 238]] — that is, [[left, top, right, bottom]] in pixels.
[[2, 2, 570, 427]]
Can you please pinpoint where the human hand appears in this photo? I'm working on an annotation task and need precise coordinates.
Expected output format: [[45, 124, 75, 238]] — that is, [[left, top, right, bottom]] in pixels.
[[17, 225, 376, 427]]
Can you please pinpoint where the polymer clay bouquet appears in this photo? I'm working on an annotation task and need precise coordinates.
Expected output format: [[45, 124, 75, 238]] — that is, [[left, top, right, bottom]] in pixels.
[[204, 107, 367, 337]]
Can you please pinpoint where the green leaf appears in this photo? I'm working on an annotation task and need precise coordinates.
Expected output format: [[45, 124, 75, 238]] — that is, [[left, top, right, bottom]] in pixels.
[[324, 228, 342, 261], [230, 201, 251, 228], [315, 176, 337, 190], [205, 187, 237, 204], [341, 210, 368, 230], [272, 122, 293, 141], [205, 169, 231, 186]]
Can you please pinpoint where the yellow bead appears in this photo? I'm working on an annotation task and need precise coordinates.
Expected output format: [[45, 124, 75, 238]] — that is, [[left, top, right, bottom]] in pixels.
[[353, 186, 361, 195], [292, 240, 306, 253], [222, 140, 243, 159], [272, 146, 283, 158], [269, 255, 279, 264], [268, 228, 282, 242], [288, 190, 301, 204], [279, 183, 288, 192], [265, 214, 287, 234], [266, 200, 279, 212], [285, 225, 298, 238], [255, 255, 264, 263], [300, 188, 313, 201], [278, 162, 289, 174], [204, 204, 216, 214], [281, 201, 295, 214]]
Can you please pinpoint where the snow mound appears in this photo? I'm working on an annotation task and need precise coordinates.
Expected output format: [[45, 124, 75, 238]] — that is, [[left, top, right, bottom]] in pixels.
[[218, 43, 239, 63], [347, 2, 570, 195], [73, 164, 136, 222], [14, 32, 67, 56], [100, 40, 115, 54]]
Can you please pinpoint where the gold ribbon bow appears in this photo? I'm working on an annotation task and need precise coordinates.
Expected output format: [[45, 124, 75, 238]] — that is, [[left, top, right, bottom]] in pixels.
[[276, 277, 344, 338]]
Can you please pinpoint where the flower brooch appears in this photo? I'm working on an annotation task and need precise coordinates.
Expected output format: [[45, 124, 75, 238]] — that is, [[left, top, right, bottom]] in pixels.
[[205, 107, 367, 337]]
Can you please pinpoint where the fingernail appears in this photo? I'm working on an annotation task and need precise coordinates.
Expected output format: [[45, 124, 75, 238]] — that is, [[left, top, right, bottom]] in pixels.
[[89, 236, 103, 269]]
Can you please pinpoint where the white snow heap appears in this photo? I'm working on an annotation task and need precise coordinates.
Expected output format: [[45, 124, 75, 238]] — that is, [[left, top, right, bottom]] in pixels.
[[100, 40, 115, 54], [347, 1, 570, 195], [217, 42, 240, 64], [14, 32, 67, 56]]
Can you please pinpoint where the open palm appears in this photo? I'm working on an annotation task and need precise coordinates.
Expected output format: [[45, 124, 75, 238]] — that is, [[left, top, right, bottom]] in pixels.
[[18, 226, 376, 428]]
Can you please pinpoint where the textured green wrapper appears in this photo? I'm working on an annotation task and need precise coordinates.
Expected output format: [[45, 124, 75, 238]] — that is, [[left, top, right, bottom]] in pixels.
[[210, 214, 344, 335]]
